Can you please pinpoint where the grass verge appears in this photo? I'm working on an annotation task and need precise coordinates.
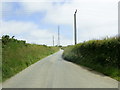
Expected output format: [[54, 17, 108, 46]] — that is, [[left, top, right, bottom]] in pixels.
[[2, 35, 59, 82]]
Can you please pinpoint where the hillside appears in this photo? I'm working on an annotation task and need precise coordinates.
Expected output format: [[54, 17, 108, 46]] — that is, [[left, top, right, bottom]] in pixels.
[[2, 35, 59, 82]]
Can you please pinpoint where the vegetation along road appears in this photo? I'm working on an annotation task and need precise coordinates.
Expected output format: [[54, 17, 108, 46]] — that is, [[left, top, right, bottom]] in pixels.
[[3, 50, 118, 88]]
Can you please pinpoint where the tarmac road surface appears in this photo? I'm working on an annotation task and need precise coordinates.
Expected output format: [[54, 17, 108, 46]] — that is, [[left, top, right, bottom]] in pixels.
[[2, 50, 118, 88]]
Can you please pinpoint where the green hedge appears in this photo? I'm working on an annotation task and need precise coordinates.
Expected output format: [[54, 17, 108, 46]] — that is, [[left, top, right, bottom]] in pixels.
[[63, 36, 120, 81]]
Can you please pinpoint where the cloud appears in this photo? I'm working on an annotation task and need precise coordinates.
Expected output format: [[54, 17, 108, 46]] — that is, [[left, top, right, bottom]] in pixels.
[[78, 23, 118, 42], [44, 0, 118, 42], [2, 0, 70, 2], [3, 0, 118, 26], [1, 21, 38, 35], [44, 0, 118, 25], [20, 2, 52, 13], [1, 20, 71, 46], [1, 0, 119, 45]]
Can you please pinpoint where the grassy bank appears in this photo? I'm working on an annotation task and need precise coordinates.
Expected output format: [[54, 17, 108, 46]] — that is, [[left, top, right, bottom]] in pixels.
[[2, 35, 59, 82], [63, 36, 120, 81]]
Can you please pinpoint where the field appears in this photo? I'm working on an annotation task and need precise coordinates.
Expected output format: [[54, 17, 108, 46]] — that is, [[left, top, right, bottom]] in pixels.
[[2, 35, 59, 82], [63, 36, 120, 81]]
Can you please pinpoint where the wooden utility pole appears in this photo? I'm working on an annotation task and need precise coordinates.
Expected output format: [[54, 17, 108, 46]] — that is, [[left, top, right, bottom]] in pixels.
[[74, 9, 77, 45]]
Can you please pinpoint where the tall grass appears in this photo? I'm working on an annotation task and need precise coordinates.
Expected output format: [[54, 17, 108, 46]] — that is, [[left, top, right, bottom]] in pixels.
[[2, 35, 59, 82], [63, 36, 120, 81]]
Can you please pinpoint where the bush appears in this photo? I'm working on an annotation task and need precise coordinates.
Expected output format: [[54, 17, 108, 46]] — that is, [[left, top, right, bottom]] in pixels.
[[2, 35, 10, 45]]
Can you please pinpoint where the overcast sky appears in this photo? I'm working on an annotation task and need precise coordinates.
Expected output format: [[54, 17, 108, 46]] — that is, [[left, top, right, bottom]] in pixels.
[[1, 0, 119, 46]]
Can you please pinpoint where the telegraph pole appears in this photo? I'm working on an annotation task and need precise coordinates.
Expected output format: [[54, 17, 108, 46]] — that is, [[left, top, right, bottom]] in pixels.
[[58, 26, 60, 46], [53, 35, 54, 46], [74, 9, 77, 45]]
